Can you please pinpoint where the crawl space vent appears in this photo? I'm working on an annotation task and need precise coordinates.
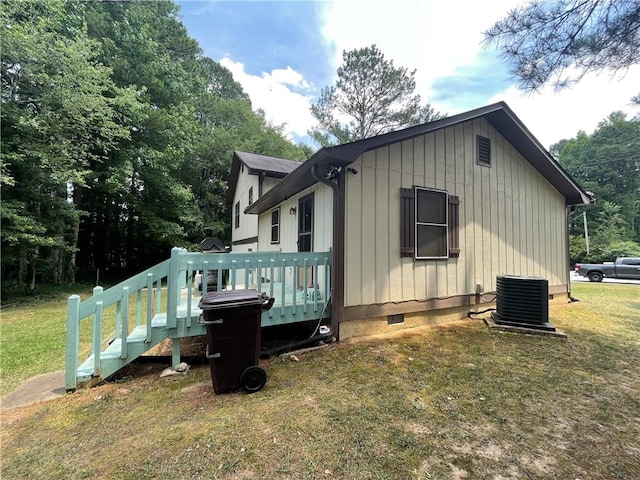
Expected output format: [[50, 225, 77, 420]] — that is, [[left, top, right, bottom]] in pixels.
[[491, 275, 556, 331]]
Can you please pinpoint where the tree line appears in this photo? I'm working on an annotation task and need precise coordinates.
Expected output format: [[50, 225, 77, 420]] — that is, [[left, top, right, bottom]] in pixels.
[[3, 0, 638, 294], [553, 113, 640, 264], [1, 0, 311, 293], [486, 0, 640, 264]]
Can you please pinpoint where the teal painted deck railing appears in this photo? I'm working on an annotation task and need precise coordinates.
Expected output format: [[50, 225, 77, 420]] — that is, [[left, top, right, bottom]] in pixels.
[[65, 248, 331, 391]]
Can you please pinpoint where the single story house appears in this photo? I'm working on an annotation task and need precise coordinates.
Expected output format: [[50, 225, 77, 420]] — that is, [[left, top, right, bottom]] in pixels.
[[234, 102, 591, 339]]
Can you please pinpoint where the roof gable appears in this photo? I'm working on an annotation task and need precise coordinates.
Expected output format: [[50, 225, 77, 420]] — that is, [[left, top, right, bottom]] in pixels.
[[226, 151, 302, 205], [246, 102, 591, 214]]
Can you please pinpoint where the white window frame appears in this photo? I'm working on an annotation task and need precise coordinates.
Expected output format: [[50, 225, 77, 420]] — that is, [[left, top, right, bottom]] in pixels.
[[414, 186, 448, 260]]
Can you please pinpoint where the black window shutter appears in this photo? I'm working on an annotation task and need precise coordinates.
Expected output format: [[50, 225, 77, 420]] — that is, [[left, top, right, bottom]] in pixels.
[[400, 188, 415, 257], [448, 195, 460, 257]]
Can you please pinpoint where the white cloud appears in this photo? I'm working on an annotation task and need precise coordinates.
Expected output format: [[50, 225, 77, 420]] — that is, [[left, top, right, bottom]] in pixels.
[[215, 0, 640, 149], [487, 67, 640, 148], [219, 58, 315, 139], [319, 0, 522, 98], [318, 0, 640, 147]]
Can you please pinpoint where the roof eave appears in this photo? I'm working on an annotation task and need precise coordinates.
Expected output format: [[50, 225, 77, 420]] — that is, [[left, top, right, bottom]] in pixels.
[[244, 101, 591, 212], [244, 149, 329, 214]]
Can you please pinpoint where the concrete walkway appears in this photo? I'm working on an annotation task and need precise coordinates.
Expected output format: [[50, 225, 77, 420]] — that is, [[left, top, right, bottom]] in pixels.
[[1, 371, 66, 410]]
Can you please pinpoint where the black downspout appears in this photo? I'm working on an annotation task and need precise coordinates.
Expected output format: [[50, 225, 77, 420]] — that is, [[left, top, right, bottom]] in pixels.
[[567, 206, 579, 302], [312, 164, 343, 340]]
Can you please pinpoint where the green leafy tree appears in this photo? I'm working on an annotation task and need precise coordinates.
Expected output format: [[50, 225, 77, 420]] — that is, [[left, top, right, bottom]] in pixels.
[[553, 112, 640, 243], [188, 94, 311, 243], [79, 0, 311, 278], [1, 0, 313, 292], [592, 201, 629, 244], [1, 0, 134, 289], [554, 112, 640, 262], [484, 0, 640, 97], [75, 0, 205, 278], [310, 45, 443, 146]]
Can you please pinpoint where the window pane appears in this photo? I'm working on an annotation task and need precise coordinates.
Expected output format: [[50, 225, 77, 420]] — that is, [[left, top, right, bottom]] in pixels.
[[299, 234, 311, 252], [299, 197, 313, 233], [271, 209, 279, 225], [416, 189, 446, 224], [416, 225, 447, 258], [271, 226, 279, 243]]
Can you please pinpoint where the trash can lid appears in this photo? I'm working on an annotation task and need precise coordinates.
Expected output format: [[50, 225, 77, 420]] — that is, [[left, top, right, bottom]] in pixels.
[[198, 289, 269, 310]]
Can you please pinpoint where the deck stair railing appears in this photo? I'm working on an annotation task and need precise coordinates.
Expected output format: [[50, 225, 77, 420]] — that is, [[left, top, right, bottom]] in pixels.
[[66, 248, 331, 391]]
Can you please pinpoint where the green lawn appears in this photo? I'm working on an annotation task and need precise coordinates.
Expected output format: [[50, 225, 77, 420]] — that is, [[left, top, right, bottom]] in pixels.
[[0, 287, 117, 397], [2, 282, 639, 479]]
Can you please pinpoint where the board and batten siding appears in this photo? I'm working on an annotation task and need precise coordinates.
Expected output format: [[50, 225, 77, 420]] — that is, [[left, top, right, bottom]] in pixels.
[[344, 117, 568, 308], [231, 166, 260, 251], [256, 182, 333, 254], [255, 182, 333, 297], [232, 170, 293, 252]]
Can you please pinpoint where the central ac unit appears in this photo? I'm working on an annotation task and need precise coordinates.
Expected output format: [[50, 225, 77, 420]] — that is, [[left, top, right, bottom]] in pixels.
[[491, 275, 556, 331]]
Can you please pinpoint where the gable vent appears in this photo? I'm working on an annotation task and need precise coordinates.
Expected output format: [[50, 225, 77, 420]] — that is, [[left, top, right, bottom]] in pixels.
[[491, 275, 556, 331], [477, 135, 491, 166]]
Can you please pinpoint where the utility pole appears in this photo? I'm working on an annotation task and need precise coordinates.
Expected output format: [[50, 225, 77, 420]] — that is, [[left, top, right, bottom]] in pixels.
[[583, 211, 590, 255]]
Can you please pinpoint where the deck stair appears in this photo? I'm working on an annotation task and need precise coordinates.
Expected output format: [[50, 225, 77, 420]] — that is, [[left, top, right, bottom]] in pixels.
[[66, 248, 331, 391]]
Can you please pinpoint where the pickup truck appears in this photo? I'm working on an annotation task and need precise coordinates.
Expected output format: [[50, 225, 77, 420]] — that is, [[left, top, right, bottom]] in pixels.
[[575, 257, 640, 282]]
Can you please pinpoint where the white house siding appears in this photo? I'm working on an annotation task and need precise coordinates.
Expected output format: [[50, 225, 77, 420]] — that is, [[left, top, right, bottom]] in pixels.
[[232, 166, 260, 252], [232, 169, 291, 252], [344, 117, 568, 308], [256, 182, 333, 253], [254, 182, 333, 297], [261, 176, 282, 195]]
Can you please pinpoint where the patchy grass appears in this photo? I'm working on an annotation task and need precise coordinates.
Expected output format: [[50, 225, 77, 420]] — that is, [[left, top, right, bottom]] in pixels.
[[2, 283, 639, 479], [0, 286, 147, 397], [0, 289, 92, 397]]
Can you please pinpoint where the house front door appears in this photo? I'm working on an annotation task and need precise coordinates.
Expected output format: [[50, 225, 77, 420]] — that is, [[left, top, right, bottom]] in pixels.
[[298, 193, 313, 252], [297, 193, 314, 289]]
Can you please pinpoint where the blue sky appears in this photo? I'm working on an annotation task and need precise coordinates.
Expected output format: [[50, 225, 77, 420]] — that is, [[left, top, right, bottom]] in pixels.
[[177, 0, 640, 149]]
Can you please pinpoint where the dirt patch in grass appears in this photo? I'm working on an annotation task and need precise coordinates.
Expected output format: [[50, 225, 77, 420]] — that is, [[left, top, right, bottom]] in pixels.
[[2, 284, 640, 479]]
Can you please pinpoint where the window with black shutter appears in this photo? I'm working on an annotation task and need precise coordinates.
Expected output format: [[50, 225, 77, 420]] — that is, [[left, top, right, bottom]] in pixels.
[[447, 195, 460, 257], [400, 188, 415, 257], [400, 187, 460, 259]]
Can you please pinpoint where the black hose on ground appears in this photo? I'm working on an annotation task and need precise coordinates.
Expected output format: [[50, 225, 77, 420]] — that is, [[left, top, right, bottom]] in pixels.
[[260, 332, 333, 359], [467, 308, 496, 319]]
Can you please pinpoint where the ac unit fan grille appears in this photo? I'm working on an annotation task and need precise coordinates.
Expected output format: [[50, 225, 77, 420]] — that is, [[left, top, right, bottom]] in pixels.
[[494, 275, 551, 328]]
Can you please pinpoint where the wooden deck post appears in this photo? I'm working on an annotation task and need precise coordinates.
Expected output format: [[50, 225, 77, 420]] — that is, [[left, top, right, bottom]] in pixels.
[[172, 338, 181, 367], [65, 294, 81, 391], [167, 247, 182, 329]]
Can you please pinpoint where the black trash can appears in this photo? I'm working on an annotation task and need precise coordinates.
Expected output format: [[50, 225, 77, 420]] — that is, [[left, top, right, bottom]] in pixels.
[[198, 289, 274, 394]]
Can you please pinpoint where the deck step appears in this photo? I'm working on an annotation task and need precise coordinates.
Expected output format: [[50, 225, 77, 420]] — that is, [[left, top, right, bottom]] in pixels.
[[74, 283, 330, 386], [76, 310, 204, 380]]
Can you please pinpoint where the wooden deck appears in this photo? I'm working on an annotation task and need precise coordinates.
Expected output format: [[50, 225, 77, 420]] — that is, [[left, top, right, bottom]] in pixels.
[[66, 248, 331, 390]]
